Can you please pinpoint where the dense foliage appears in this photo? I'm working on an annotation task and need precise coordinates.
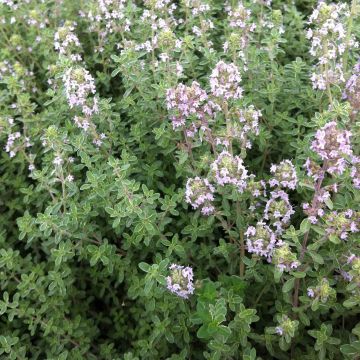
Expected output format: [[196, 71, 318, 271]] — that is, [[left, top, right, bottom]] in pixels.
[[0, 0, 360, 359]]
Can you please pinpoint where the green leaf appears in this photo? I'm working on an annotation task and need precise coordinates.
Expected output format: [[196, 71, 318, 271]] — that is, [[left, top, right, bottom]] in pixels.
[[282, 278, 295, 293], [309, 251, 324, 264], [138, 262, 151, 273]]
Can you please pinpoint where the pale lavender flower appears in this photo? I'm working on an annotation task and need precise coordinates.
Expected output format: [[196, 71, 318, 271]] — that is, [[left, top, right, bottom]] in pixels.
[[53, 156, 63, 166], [54, 22, 82, 60], [245, 221, 278, 260], [350, 155, 360, 189], [210, 61, 243, 100], [272, 243, 300, 272], [63, 67, 99, 119], [307, 288, 315, 298], [166, 264, 194, 299], [345, 61, 360, 113], [264, 190, 294, 233], [231, 105, 261, 148], [307, 2, 358, 90], [211, 150, 248, 192], [185, 177, 215, 216], [269, 160, 297, 190], [311, 121, 352, 175], [323, 210, 360, 240], [166, 81, 215, 130]]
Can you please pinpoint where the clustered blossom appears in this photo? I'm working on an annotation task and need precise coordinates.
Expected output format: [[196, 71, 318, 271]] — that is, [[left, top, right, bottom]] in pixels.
[[323, 209, 359, 240], [344, 62, 360, 114], [245, 221, 277, 259], [247, 175, 266, 198], [144, 0, 174, 11], [63, 67, 99, 116], [350, 156, 360, 189], [185, 177, 215, 215], [306, 278, 336, 303], [264, 190, 294, 233], [275, 315, 298, 338], [269, 160, 297, 190], [62, 67, 101, 137], [272, 242, 300, 272], [0, 60, 14, 81], [211, 151, 248, 192], [230, 105, 261, 148], [166, 81, 215, 131], [210, 61, 243, 100], [54, 22, 82, 61], [166, 264, 194, 299], [223, 3, 256, 58], [302, 187, 335, 224], [307, 2, 358, 90], [81, 0, 131, 53], [253, 0, 272, 6], [5, 131, 21, 157], [310, 121, 353, 175], [182, 0, 211, 16]]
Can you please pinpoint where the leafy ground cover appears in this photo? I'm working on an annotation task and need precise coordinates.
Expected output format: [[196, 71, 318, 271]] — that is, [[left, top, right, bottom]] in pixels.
[[0, 0, 360, 359]]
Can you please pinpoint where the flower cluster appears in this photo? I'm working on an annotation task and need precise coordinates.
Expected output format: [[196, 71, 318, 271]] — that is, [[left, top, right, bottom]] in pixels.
[[269, 159, 297, 190], [307, 2, 358, 90], [5, 131, 31, 158], [302, 187, 334, 224], [230, 105, 261, 148], [166, 81, 215, 131], [323, 209, 359, 240], [245, 221, 277, 259], [247, 175, 266, 198], [344, 61, 360, 113], [210, 61, 243, 100], [264, 190, 294, 233], [275, 315, 298, 339], [182, 0, 210, 16], [166, 264, 194, 299], [310, 121, 352, 175], [307, 278, 336, 303], [62, 67, 101, 138], [82, 0, 131, 53], [224, 3, 256, 60], [350, 156, 360, 189], [211, 150, 248, 191], [63, 67, 98, 116], [185, 177, 215, 215], [54, 22, 82, 61], [272, 242, 300, 272]]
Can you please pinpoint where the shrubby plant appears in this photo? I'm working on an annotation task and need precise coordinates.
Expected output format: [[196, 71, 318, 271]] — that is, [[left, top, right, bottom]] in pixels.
[[0, 0, 359, 359]]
